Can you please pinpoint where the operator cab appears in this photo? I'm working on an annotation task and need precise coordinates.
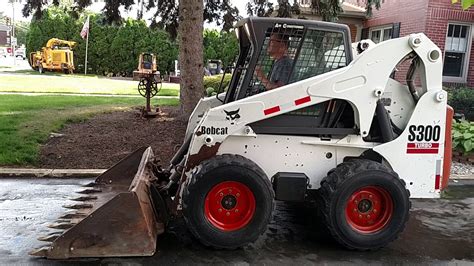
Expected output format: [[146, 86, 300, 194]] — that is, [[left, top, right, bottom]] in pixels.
[[142, 53, 155, 70], [207, 59, 223, 75], [222, 17, 356, 137], [223, 17, 353, 103]]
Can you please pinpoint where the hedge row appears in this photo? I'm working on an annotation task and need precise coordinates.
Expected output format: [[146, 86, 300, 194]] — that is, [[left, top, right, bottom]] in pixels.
[[26, 8, 240, 77], [27, 8, 178, 75], [204, 74, 232, 96], [447, 87, 474, 121]]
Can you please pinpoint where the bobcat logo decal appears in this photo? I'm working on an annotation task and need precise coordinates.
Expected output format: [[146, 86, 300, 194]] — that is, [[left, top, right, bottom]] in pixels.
[[224, 109, 240, 124]]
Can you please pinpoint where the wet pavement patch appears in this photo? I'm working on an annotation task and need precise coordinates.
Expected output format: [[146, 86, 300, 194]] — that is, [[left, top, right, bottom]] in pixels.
[[0, 178, 472, 264]]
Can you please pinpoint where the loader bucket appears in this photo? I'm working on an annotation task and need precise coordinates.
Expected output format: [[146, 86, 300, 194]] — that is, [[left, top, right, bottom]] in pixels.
[[30, 147, 164, 259]]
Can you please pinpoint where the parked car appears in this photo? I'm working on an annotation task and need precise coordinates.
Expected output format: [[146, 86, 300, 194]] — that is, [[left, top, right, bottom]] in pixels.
[[0, 48, 6, 58], [14, 48, 26, 60]]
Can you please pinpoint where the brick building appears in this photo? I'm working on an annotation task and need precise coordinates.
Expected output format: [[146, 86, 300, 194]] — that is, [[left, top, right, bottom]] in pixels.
[[297, 0, 474, 87], [0, 24, 11, 46], [297, 0, 367, 42], [354, 0, 473, 87]]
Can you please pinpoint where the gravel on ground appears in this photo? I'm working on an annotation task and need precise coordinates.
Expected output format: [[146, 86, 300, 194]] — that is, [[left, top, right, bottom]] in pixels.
[[451, 162, 474, 176]]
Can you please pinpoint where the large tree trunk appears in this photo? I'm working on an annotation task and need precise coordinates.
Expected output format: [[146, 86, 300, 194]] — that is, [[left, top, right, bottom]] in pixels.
[[178, 0, 204, 117]]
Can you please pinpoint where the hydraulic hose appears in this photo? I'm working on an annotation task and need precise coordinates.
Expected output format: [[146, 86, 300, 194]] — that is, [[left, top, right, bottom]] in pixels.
[[406, 57, 420, 103]]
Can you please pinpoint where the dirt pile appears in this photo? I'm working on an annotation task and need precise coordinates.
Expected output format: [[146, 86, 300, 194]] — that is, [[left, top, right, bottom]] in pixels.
[[39, 107, 187, 169]]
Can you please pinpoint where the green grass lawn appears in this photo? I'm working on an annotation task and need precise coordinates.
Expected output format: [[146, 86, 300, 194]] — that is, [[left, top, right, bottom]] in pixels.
[[0, 70, 179, 96], [0, 94, 179, 166]]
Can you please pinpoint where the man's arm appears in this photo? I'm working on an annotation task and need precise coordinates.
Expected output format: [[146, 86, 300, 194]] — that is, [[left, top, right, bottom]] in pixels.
[[255, 66, 285, 90]]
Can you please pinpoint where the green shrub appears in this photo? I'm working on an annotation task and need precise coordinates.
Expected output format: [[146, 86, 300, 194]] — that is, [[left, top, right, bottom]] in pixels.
[[452, 119, 474, 154], [26, 9, 239, 78], [203, 74, 232, 95], [446, 87, 474, 120], [26, 8, 178, 76], [205, 87, 215, 97]]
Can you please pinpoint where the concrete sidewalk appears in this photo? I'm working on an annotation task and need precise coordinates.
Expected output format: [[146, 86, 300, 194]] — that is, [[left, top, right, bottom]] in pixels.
[[0, 168, 105, 178], [453, 174, 474, 179], [0, 91, 179, 98]]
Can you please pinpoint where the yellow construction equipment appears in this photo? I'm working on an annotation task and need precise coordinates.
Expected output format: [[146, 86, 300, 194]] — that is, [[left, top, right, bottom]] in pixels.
[[133, 52, 158, 78], [29, 38, 76, 74]]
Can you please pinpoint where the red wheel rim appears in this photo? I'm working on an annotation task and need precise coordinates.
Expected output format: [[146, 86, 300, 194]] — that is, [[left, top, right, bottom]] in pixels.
[[204, 181, 256, 231], [345, 186, 393, 234]]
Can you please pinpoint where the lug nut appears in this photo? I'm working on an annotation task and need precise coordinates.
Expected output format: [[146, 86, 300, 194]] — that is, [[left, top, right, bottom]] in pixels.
[[226, 212, 230, 216], [218, 208, 222, 212], [373, 209, 377, 213], [236, 193, 240, 197], [220, 193, 223, 197], [235, 209, 239, 213]]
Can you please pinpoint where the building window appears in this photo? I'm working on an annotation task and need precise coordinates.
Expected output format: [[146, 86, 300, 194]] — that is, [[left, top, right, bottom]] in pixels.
[[443, 23, 472, 82], [369, 26, 392, 43]]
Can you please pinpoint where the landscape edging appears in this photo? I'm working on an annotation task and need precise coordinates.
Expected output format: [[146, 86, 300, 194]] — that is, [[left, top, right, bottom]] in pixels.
[[0, 168, 106, 178]]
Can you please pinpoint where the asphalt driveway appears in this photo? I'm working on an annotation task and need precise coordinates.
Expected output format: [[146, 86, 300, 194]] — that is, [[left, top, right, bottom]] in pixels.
[[0, 178, 472, 265]]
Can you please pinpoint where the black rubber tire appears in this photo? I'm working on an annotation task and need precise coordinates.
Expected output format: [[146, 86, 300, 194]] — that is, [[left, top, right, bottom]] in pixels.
[[183, 154, 274, 249], [317, 159, 410, 251]]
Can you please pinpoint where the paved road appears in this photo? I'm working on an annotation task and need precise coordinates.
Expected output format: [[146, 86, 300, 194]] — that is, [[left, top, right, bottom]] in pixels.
[[0, 178, 472, 265], [0, 57, 30, 71]]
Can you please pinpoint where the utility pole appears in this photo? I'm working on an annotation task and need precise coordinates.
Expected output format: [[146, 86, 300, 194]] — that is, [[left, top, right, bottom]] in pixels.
[[81, 15, 90, 75], [10, 0, 15, 66], [84, 28, 89, 75]]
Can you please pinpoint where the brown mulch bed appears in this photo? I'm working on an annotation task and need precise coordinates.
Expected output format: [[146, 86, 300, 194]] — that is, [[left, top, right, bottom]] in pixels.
[[452, 151, 474, 164], [39, 106, 187, 169]]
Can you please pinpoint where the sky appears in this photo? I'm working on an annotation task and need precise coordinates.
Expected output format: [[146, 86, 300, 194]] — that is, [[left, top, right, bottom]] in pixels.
[[0, 0, 278, 28]]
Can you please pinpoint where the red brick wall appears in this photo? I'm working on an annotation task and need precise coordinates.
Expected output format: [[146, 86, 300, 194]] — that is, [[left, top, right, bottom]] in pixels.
[[348, 24, 358, 42], [363, 0, 430, 35], [425, 0, 474, 87], [469, 34, 474, 87], [345, 0, 429, 33], [0, 31, 7, 46], [347, 0, 431, 83]]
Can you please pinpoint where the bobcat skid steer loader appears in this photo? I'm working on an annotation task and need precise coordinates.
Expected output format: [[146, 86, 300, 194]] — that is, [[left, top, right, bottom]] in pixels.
[[31, 17, 452, 259]]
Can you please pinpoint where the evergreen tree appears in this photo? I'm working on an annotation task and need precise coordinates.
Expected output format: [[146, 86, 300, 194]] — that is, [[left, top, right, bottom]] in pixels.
[[247, 0, 382, 21]]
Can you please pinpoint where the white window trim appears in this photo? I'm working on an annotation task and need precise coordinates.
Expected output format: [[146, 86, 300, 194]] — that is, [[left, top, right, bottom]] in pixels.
[[443, 21, 473, 84], [369, 25, 392, 43], [299, 0, 311, 7]]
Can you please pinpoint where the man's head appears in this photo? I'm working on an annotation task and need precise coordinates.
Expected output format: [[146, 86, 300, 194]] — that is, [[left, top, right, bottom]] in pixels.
[[268, 33, 289, 59]]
